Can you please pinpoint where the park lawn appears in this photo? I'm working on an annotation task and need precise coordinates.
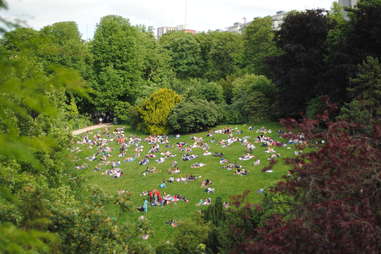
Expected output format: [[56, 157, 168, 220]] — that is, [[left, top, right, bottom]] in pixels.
[[70, 122, 297, 246]]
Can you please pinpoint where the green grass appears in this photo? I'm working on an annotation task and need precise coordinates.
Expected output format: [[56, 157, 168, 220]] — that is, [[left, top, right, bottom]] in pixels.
[[70, 122, 296, 246]]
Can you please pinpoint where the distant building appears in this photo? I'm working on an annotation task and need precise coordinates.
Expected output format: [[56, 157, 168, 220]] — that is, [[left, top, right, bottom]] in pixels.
[[338, 0, 358, 8], [156, 25, 197, 39], [271, 11, 288, 30], [226, 18, 248, 33], [157, 26, 177, 39], [338, 0, 358, 20]]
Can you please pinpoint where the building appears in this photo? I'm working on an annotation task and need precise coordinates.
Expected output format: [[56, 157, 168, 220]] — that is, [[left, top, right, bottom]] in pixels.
[[226, 18, 248, 33], [338, 0, 358, 8], [157, 26, 177, 39], [156, 25, 197, 39], [272, 11, 288, 30]]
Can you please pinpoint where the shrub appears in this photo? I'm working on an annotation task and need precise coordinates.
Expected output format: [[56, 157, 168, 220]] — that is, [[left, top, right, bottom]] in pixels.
[[173, 219, 209, 254], [136, 88, 181, 134], [168, 97, 222, 134]]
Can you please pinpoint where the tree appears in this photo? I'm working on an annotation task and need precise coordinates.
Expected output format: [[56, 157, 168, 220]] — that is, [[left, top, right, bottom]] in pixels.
[[323, 0, 381, 105], [268, 9, 332, 117], [230, 74, 278, 122], [195, 31, 244, 81], [345, 0, 381, 63], [173, 219, 209, 254], [225, 105, 381, 253], [136, 88, 182, 134], [160, 31, 203, 79], [185, 80, 225, 105], [243, 17, 280, 75], [137, 29, 174, 92], [40, 22, 92, 78], [91, 15, 143, 118], [338, 56, 381, 129]]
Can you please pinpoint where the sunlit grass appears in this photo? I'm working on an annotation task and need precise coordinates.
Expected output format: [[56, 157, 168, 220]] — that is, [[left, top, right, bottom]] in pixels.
[[70, 122, 296, 246]]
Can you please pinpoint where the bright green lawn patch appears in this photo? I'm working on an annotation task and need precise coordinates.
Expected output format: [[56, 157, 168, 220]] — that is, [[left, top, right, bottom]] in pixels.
[[70, 122, 297, 246]]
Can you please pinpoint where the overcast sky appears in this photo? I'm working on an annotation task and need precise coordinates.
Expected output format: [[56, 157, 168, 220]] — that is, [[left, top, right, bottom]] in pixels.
[[2, 0, 335, 40]]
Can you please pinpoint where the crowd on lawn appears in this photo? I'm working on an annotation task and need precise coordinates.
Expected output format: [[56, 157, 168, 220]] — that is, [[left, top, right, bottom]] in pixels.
[[74, 125, 304, 223]]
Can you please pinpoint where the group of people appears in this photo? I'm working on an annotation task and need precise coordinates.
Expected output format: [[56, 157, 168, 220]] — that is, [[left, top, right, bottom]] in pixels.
[[74, 125, 305, 220]]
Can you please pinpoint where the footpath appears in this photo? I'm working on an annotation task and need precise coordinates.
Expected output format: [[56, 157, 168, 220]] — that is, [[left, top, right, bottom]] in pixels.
[[72, 123, 112, 136]]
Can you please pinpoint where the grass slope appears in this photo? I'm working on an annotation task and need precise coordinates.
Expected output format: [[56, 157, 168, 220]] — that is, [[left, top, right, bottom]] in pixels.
[[70, 122, 296, 246]]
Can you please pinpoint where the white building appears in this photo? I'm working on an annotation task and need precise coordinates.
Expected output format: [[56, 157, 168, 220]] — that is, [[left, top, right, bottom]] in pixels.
[[226, 18, 247, 33], [338, 0, 358, 8], [156, 25, 196, 39], [272, 11, 288, 30], [157, 26, 177, 39]]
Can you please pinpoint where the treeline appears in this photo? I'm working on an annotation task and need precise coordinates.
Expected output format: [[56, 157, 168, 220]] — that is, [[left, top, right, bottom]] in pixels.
[[2, 1, 380, 136]]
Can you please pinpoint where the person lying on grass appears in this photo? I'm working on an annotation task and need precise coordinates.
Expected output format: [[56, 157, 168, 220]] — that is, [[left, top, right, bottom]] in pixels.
[[239, 153, 255, 161], [142, 167, 159, 176], [191, 162, 206, 168], [197, 197, 212, 206]]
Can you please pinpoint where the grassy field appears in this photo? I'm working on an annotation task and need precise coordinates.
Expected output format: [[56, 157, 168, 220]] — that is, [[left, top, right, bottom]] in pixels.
[[70, 122, 296, 246]]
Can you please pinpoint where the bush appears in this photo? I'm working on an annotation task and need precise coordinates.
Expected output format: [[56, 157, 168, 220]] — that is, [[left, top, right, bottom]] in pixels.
[[173, 219, 209, 254], [136, 88, 182, 134], [156, 243, 179, 254], [168, 97, 222, 134]]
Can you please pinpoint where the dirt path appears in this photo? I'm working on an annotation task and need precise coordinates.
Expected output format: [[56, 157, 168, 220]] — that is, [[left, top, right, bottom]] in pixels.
[[72, 123, 112, 136]]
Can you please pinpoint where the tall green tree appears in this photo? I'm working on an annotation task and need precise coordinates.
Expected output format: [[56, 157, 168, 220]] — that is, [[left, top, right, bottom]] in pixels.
[[40, 22, 92, 78], [160, 31, 203, 79], [137, 27, 174, 95], [243, 17, 280, 75], [196, 31, 244, 81], [338, 56, 381, 129], [91, 15, 143, 117]]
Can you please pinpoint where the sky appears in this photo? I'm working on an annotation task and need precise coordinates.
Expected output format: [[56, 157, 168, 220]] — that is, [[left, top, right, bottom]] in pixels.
[[2, 0, 335, 40]]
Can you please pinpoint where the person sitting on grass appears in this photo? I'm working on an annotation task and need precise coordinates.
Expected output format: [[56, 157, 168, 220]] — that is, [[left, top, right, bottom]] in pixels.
[[235, 168, 248, 176], [201, 179, 212, 187], [168, 167, 180, 174], [159, 181, 166, 188]]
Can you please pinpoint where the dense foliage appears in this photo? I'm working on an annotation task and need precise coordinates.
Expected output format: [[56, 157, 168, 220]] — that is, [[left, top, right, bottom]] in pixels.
[[168, 97, 222, 134], [230, 74, 278, 123], [135, 88, 182, 134]]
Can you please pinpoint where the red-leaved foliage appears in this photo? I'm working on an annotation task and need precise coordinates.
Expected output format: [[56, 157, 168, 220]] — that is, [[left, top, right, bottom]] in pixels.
[[234, 100, 381, 254]]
